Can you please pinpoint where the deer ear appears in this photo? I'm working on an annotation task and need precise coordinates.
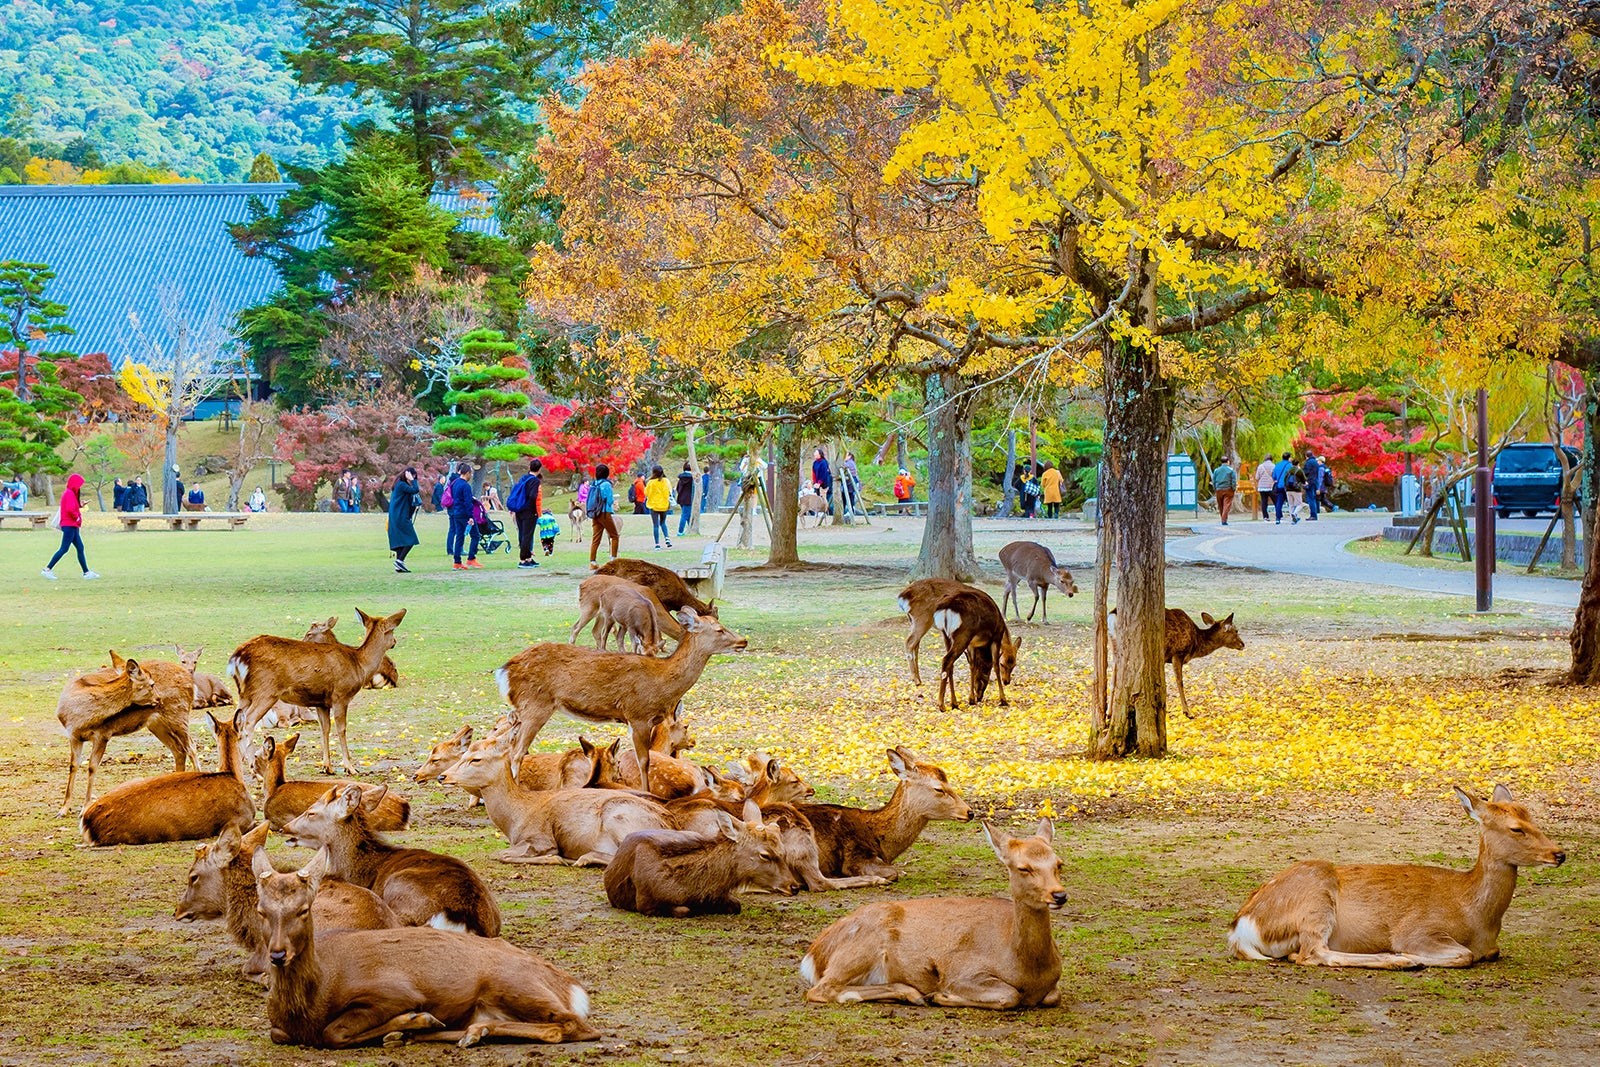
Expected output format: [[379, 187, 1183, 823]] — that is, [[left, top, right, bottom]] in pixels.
[[1223, 613, 1235, 624], [677, 608, 700, 630], [742, 798, 762, 825], [251, 847, 275, 882], [606, 738, 621, 757], [1201, 612, 1215, 625], [110, 650, 125, 670], [360, 784, 388, 811], [385, 608, 407, 627], [231, 708, 246, 734], [1012, 635, 1023, 653], [983, 821, 1010, 862], [456, 723, 473, 742], [764, 758, 780, 782], [241, 821, 271, 852], [325, 616, 338, 629], [887, 748, 912, 776], [713, 811, 739, 840], [579, 737, 596, 757], [206, 709, 224, 732], [284, 733, 299, 754], [1492, 783, 1514, 803], [1034, 817, 1054, 844], [262, 736, 276, 759], [1454, 786, 1484, 823], [334, 784, 364, 819], [355, 608, 374, 627]]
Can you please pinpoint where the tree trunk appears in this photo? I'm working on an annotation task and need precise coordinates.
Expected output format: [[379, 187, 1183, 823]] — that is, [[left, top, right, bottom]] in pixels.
[[686, 425, 703, 535], [707, 457, 725, 515], [1089, 332, 1173, 759], [163, 422, 179, 514], [228, 474, 244, 512], [912, 368, 978, 580], [896, 431, 908, 474], [644, 428, 675, 475], [1000, 428, 1018, 517], [737, 441, 758, 549], [768, 423, 803, 566], [1570, 371, 1600, 683]]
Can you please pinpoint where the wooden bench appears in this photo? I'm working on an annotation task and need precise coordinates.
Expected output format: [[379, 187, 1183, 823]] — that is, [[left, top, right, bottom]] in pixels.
[[873, 501, 927, 517], [0, 511, 49, 529], [120, 512, 251, 531], [678, 542, 727, 601]]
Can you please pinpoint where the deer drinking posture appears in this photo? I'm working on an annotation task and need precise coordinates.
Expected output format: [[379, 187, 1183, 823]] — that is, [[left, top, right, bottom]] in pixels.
[[897, 578, 979, 685], [283, 784, 501, 936], [253, 849, 598, 1048], [932, 590, 1021, 711], [496, 609, 745, 793], [1163, 609, 1243, 719], [595, 557, 717, 617], [231, 607, 406, 775], [80, 710, 256, 846], [1229, 786, 1566, 969], [801, 819, 1066, 1008], [998, 541, 1079, 623], [255, 734, 410, 831], [603, 800, 799, 916]]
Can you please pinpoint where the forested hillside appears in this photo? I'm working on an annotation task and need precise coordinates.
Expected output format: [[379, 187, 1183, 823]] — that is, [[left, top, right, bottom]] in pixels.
[[0, 1, 379, 180]]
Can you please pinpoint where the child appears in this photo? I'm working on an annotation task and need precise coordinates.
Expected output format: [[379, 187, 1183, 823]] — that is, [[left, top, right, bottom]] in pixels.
[[537, 509, 560, 555]]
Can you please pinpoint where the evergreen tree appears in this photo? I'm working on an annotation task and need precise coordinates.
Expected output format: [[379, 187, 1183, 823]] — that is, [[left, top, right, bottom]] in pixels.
[[319, 136, 456, 293], [248, 152, 281, 182], [430, 330, 543, 466], [0, 262, 74, 404], [0, 262, 81, 478]]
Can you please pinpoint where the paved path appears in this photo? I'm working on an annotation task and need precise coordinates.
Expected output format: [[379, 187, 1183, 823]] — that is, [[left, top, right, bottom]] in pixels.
[[1167, 513, 1580, 609]]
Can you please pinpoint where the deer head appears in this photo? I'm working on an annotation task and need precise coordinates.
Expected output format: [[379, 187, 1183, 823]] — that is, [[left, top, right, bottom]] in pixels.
[[1051, 568, 1079, 598], [1456, 785, 1565, 868], [676, 609, 746, 653], [717, 801, 800, 896], [176, 645, 203, 671], [985, 819, 1067, 910], [415, 723, 472, 781], [887, 746, 972, 822], [303, 617, 338, 641], [354, 607, 407, 654], [997, 634, 1022, 686], [253, 846, 328, 969], [1199, 612, 1245, 652]]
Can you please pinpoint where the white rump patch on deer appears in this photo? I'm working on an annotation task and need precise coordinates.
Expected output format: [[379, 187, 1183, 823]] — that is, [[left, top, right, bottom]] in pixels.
[[228, 656, 247, 684], [798, 954, 817, 985], [1227, 915, 1289, 961], [569, 984, 590, 1018], [895, 595, 911, 614], [932, 608, 961, 636], [494, 667, 512, 706], [428, 913, 468, 933]]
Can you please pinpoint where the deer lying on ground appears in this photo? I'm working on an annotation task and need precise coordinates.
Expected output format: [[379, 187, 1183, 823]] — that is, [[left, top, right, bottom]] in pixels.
[[255, 734, 410, 831], [414, 724, 591, 811], [253, 848, 598, 1048], [582, 734, 706, 800], [595, 557, 717, 617], [932, 590, 1021, 711], [80, 710, 257, 846], [57, 652, 164, 815], [283, 784, 500, 936], [497, 608, 745, 794], [571, 575, 685, 654], [897, 578, 980, 685], [1161, 609, 1244, 719], [801, 819, 1066, 1007], [441, 739, 673, 865], [231, 607, 406, 775], [604, 800, 799, 916], [1229, 785, 1566, 969], [998, 541, 1079, 623], [175, 821, 397, 983]]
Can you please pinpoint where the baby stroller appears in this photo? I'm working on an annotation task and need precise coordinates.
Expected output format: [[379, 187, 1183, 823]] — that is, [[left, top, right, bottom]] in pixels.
[[474, 502, 512, 555]]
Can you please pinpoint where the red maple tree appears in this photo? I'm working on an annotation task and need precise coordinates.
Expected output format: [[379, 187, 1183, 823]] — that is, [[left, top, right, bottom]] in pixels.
[[1297, 392, 1410, 484], [275, 392, 447, 510], [518, 403, 653, 480]]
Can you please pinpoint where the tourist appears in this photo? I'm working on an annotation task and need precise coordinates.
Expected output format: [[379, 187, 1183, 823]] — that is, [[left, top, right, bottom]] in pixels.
[[676, 461, 695, 536], [1283, 457, 1307, 525], [537, 508, 560, 556], [631, 470, 648, 515], [248, 486, 267, 512], [350, 474, 363, 513], [893, 467, 915, 504], [112, 478, 126, 512], [1213, 458, 1237, 525], [1271, 452, 1293, 524], [1, 476, 26, 511], [447, 462, 481, 570], [840, 451, 862, 516], [1302, 452, 1322, 521], [126, 477, 147, 513], [1039, 461, 1064, 519], [1253, 456, 1275, 520], [431, 472, 446, 513], [588, 463, 619, 569], [173, 466, 184, 509], [1019, 464, 1041, 518], [646, 464, 673, 550], [1318, 457, 1336, 513], [388, 467, 421, 573], [812, 447, 833, 511], [41, 473, 98, 581], [509, 458, 543, 569]]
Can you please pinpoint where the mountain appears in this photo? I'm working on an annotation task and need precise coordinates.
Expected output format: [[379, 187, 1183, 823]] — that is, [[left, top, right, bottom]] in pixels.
[[0, 1, 382, 181]]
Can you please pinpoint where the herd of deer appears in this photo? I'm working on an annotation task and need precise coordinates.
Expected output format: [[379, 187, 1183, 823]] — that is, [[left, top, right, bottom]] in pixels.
[[48, 549, 1568, 1047]]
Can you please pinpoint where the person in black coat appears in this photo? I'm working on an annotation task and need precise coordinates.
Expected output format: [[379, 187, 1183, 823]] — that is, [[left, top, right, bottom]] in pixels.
[[510, 458, 543, 569], [676, 462, 695, 537], [388, 468, 422, 573], [1301, 452, 1322, 521], [431, 473, 446, 513], [112, 479, 126, 512], [446, 463, 480, 569]]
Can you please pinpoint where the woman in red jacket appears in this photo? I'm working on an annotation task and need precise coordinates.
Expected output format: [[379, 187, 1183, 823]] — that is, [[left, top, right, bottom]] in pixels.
[[42, 473, 99, 580]]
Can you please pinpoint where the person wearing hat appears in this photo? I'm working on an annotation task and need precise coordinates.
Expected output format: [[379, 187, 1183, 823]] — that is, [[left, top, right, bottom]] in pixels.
[[893, 467, 915, 503]]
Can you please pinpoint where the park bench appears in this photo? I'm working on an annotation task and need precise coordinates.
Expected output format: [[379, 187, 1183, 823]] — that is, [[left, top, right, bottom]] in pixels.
[[119, 512, 252, 531], [0, 511, 49, 529], [873, 501, 928, 518], [678, 542, 727, 601]]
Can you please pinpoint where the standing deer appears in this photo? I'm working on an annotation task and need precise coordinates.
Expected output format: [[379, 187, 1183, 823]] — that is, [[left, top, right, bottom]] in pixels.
[[252, 848, 598, 1047], [571, 575, 684, 652], [303, 616, 399, 689], [998, 541, 1079, 623], [255, 734, 410, 831], [801, 819, 1066, 1007], [1229, 785, 1566, 969], [57, 652, 165, 815], [932, 590, 1021, 711], [595, 558, 717, 617], [1163, 609, 1244, 719], [231, 607, 406, 775], [896, 578, 979, 685], [603, 800, 799, 916], [496, 609, 745, 793]]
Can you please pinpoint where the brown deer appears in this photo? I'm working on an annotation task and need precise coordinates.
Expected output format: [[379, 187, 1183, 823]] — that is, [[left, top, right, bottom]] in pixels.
[[231, 607, 406, 775], [581, 734, 706, 800], [896, 578, 980, 685], [414, 724, 591, 808], [795, 747, 972, 882], [80, 710, 257, 846], [1163, 609, 1244, 719], [440, 739, 673, 865], [252, 848, 598, 1047], [595, 557, 717, 617], [801, 819, 1066, 1007], [567, 500, 586, 542], [932, 590, 1021, 711], [255, 734, 410, 831], [282, 784, 501, 936], [303, 616, 399, 689], [998, 541, 1079, 623], [1229, 785, 1566, 969], [175, 821, 397, 983], [495, 608, 746, 793], [603, 800, 799, 916], [57, 652, 165, 815], [571, 574, 684, 653]]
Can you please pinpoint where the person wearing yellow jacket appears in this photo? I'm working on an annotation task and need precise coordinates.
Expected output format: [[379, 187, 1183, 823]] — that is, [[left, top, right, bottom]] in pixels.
[[1039, 462, 1065, 518], [645, 464, 674, 549]]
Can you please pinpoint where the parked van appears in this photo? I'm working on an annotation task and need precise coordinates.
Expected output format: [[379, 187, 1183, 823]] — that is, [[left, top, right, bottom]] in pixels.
[[1492, 443, 1581, 518]]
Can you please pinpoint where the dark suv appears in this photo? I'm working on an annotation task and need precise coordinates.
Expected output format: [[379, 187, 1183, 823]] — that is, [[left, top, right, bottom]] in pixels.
[[1493, 443, 1581, 518]]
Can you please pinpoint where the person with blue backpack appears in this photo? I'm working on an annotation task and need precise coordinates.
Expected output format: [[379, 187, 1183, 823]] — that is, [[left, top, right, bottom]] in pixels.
[[587, 463, 619, 570], [446, 462, 481, 570], [507, 458, 543, 569]]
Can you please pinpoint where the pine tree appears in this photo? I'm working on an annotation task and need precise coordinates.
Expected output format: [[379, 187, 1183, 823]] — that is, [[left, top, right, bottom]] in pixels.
[[430, 330, 543, 466], [248, 152, 281, 182]]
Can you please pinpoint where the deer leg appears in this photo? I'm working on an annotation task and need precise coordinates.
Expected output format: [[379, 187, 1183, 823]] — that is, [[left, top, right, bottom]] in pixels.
[[569, 603, 598, 644], [497, 841, 567, 864], [629, 717, 660, 795], [1026, 585, 1041, 622], [60, 736, 84, 816], [452, 1020, 579, 1047], [1386, 935, 1474, 968], [994, 655, 1009, 707], [510, 705, 556, 756], [930, 976, 1024, 1010], [148, 715, 192, 773], [328, 1009, 445, 1048], [1000, 578, 1017, 622], [334, 703, 356, 776], [1040, 586, 1049, 623], [314, 707, 335, 775], [1171, 660, 1195, 719], [905, 616, 934, 685], [82, 736, 110, 811], [812, 982, 929, 1005]]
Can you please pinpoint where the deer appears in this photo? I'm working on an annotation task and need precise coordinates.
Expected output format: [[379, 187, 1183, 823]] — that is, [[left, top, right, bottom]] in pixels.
[[932, 590, 1021, 711], [568, 500, 586, 542], [496, 608, 746, 794], [1229, 785, 1566, 969], [571, 575, 685, 654], [801, 819, 1066, 1007], [595, 557, 717, 617], [175, 821, 397, 984], [440, 738, 674, 865], [414, 724, 591, 810], [581, 734, 706, 800], [794, 747, 972, 882], [80, 709, 257, 846], [230, 607, 406, 775], [252, 848, 598, 1048], [603, 800, 799, 916], [303, 616, 399, 689], [282, 783, 501, 936], [896, 578, 981, 685], [998, 541, 1079, 623], [255, 734, 410, 831], [1161, 608, 1244, 719], [57, 652, 164, 815]]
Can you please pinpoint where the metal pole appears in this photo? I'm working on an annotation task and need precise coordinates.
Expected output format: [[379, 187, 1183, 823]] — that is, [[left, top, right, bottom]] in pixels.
[[1475, 387, 1492, 611]]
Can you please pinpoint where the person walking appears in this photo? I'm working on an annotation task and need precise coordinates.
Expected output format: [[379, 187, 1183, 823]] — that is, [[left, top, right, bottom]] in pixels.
[[537, 509, 560, 556], [1214, 458, 1238, 525], [509, 458, 543, 569], [840, 451, 862, 516], [431, 473, 446, 513], [1301, 452, 1322, 521], [646, 464, 673, 550], [1039, 461, 1064, 518], [42, 473, 98, 580], [350, 475, 363, 513], [631, 471, 648, 515], [1270, 452, 1293, 524], [1018, 464, 1041, 518], [588, 463, 619, 569], [1319, 457, 1336, 513], [112, 478, 126, 512], [1283, 458, 1307, 524], [811, 447, 833, 511], [388, 467, 421, 573], [675, 461, 695, 536], [447, 463, 481, 570], [1253, 456, 1275, 520]]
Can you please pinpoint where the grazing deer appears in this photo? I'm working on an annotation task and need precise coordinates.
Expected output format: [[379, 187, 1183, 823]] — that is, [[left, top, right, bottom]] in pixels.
[[283, 784, 501, 936], [896, 578, 979, 685], [253, 849, 598, 1047], [255, 734, 410, 831], [1163, 609, 1244, 719], [801, 819, 1066, 1007], [80, 710, 257, 846], [496, 609, 746, 794], [998, 541, 1079, 623], [582, 733, 706, 800], [572, 575, 685, 653], [595, 557, 717, 617], [440, 739, 673, 865], [192, 671, 235, 708], [932, 590, 1021, 711], [604, 800, 799, 916], [795, 747, 972, 882], [1229, 785, 1566, 969], [57, 652, 165, 815], [175, 821, 397, 983], [231, 607, 406, 775]]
